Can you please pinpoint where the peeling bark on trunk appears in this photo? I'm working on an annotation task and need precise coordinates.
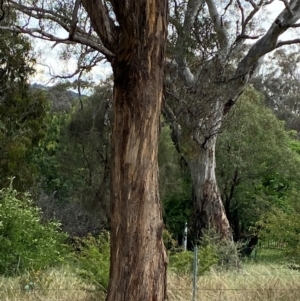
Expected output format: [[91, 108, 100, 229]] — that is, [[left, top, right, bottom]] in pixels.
[[189, 135, 232, 241], [106, 2, 168, 301], [108, 74, 168, 301]]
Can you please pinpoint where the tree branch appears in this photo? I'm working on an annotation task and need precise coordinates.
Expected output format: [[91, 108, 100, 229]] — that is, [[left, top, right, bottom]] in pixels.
[[6, 0, 116, 59], [0, 0, 5, 21], [276, 38, 300, 47], [205, 0, 229, 50], [0, 25, 115, 58], [233, 0, 274, 54], [238, 34, 263, 40], [235, 0, 300, 80], [162, 98, 182, 155], [69, 0, 81, 40], [174, 0, 205, 86], [81, 0, 117, 52], [8, 1, 73, 32], [281, 0, 295, 16], [287, 22, 300, 27]]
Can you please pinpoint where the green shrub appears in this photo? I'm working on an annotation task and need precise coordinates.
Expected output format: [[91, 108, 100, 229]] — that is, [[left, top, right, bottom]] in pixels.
[[169, 229, 240, 275], [169, 244, 219, 276], [73, 232, 110, 291], [200, 229, 241, 270], [169, 250, 194, 275], [0, 180, 67, 275], [258, 205, 300, 260]]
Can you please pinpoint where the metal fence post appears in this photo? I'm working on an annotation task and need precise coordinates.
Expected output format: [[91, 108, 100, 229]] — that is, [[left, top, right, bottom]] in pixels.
[[192, 246, 198, 301], [183, 222, 188, 251]]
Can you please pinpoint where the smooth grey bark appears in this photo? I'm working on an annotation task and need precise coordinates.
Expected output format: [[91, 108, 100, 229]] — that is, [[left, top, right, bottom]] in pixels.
[[165, 0, 300, 240], [189, 135, 232, 240]]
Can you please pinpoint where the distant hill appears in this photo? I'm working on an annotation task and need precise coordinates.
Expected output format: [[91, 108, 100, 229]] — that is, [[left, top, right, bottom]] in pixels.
[[31, 83, 86, 112]]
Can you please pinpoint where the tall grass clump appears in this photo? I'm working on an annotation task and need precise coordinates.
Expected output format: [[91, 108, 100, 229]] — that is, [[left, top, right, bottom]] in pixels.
[[0, 265, 105, 301], [168, 263, 300, 301]]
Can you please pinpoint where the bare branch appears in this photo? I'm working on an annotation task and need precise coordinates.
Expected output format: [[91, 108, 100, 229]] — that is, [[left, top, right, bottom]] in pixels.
[[235, 0, 300, 79], [69, 0, 81, 40], [48, 54, 105, 81], [276, 38, 300, 47], [246, 0, 258, 9], [287, 22, 300, 27], [232, 0, 270, 56], [281, 0, 294, 16], [174, 0, 205, 86], [238, 34, 263, 39], [242, 0, 264, 32], [205, 0, 229, 50], [8, 1, 73, 32], [6, 0, 116, 59], [0, 25, 115, 58], [236, 0, 245, 30]]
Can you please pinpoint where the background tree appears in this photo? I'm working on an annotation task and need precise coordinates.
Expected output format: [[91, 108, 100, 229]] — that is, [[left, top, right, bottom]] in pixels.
[[216, 88, 300, 246], [2, 1, 169, 300], [0, 22, 48, 191], [34, 80, 112, 237], [253, 49, 300, 134], [158, 124, 192, 244], [163, 0, 300, 240]]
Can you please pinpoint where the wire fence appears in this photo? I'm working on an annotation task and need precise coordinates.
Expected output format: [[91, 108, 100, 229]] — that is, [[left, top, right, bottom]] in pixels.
[[190, 243, 300, 301], [1, 242, 300, 301], [2, 280, 300, 301], [2, 286, 300, 301]]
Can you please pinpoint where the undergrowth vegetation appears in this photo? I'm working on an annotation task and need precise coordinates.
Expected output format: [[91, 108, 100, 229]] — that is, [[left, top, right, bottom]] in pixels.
[[0, 184, 300, 301], [1, 181, 300, 301], [169, 229, 240, 276], [0, 181, 67, 275], [2, 262, 300, 301], [71, 232, 110, 292]]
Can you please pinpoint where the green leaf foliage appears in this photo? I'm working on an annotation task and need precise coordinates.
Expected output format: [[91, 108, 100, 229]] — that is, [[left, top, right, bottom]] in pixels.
[[216, 88, 300, 240], [158, 124, 192, 240], [0, 181, 67, 275], [31, 81, 112, 236], [0, 21, 49, 192], [72, 232, 110, 292], [258, 186, 300, 258], [169, 230, 240, 275]]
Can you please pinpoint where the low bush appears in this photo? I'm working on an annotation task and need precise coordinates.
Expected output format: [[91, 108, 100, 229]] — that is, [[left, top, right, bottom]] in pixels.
[[72, 231, 110, 292], [0, 180, 67, 275], [169, 229, 240, 275]]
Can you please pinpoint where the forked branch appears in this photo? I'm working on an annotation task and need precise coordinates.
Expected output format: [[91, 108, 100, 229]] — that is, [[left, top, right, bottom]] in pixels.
[[205, 0, 229, 50], [235, 0, 300, 79]]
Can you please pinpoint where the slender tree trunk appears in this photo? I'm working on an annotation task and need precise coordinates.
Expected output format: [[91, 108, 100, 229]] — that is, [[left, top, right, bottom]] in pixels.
[[189, 135, 232, 241], [106, 2, 168, 300]]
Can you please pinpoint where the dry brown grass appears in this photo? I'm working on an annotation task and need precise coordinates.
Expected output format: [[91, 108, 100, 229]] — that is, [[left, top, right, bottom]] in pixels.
[[168, 263, 300, 301], [0, 266, 105, 301], [1, 263, 300, 301]]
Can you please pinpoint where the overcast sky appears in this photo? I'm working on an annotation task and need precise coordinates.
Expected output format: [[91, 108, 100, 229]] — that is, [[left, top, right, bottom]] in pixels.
[[29, 0, 292, 87]]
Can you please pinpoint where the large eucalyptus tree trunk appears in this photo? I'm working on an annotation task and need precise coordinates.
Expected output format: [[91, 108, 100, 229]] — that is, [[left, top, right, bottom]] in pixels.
[[189, 135, 232, 240], [106, 3, 168, 301]]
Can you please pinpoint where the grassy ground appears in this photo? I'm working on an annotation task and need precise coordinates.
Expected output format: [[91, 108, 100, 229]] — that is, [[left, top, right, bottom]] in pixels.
[[168, 263, 300, 301], [0, 266, 105, 301], [1, 250, 300, 301]]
